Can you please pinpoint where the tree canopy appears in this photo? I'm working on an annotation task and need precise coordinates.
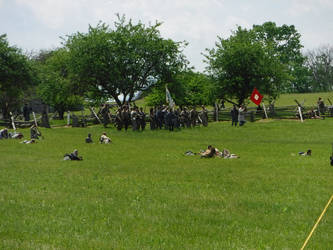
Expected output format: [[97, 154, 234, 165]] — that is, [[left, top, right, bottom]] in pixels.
[[0, 34, 35, 118], [65, 15, 188, 106], [36, 48, 83, 119], [205, 26, 288, 105]]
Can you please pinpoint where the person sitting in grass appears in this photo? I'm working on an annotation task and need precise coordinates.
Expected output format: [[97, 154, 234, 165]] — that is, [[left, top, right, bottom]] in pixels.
[[85, 133, 93, 143], [100, 132, 111, 144], [30, 124, 41, 139], [64, 149, 83, 161], [0, 128, 9, 139]]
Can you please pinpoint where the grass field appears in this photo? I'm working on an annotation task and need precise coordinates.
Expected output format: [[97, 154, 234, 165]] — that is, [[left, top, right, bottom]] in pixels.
[[1, 119, 333, 249]]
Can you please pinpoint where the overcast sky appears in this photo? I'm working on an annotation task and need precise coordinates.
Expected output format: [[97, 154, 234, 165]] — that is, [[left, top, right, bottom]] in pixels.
[[1, 0, 333, 71]]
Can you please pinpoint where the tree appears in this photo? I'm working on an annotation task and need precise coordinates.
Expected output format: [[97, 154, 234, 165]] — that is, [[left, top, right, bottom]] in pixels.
[[252, 22, 308, 93], [305, 45, 333, 92], [65, 15, 188, 106], [0, 34, 35, 119], [205, 27, 288, 105], [36, 48, 83, 119], [145, 70, 215, 107]]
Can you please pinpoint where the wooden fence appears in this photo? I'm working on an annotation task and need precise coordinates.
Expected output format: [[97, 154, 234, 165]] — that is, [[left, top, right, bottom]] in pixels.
[[1, 105, 333, 128]]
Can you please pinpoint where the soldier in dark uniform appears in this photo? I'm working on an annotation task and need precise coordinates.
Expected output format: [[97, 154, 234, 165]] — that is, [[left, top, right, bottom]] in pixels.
[[138, 107, 146, 131], [30, 124, 41, 139], [115, 108, 123, 130], [122, 106, 130, 131], [166, 109, 175, 131], [317, 97, 325, 115], [156, 107, 164, 129], [23, 104, 31, 121], [149, 108, 156, 130], [99, 104, 110, 128], [200, 105, 209, 127], [0, 128, 9, 139], [231, 105, 239, 126], [190, 107, 198, 127], [174, 108, 180, 129]]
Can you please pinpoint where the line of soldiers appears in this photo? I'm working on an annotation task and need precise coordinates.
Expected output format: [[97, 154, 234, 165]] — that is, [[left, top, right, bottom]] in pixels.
[[111, 105, 209, 131]]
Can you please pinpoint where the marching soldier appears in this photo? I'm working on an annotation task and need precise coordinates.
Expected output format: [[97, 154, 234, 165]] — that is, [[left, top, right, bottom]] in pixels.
[[200, 105, 209, 127], [115, 108, 123, 130], [190, 106, 198, 127], [99, 104, 110, 128]]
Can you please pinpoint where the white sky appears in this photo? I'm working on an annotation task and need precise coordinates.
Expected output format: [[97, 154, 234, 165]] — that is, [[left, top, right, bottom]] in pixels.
[[1, 0, 333, 71]]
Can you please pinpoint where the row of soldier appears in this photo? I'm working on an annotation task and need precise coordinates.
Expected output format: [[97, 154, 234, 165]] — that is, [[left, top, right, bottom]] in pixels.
[[98, 104, 209, 131]]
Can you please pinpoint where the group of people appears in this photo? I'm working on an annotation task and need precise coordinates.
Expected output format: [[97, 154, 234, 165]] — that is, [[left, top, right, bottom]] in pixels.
[[110, 104, 209, 132], [0, 124, 42, 143], [85, 132, 112, 144], [185, 145, 239, 159], [230, 104, 247, 127]]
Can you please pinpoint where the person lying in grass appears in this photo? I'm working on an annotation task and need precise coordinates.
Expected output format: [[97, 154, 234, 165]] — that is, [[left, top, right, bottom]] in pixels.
[[63, 149, 83, 161], [185, 146, 239, 159], [200, 145, 217, 158], [20, 139, 36, 144]]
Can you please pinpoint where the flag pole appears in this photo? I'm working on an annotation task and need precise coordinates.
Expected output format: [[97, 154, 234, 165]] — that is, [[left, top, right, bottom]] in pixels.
[[298, 106, 304, 122], [262, 103, 268, 119]]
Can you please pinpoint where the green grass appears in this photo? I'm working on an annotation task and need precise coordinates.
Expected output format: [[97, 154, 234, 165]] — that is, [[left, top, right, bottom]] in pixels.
[[0, 120, 332, 249]]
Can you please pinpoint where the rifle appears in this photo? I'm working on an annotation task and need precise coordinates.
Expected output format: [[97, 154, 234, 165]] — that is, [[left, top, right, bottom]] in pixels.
[[33, 111, 44, 139], [222, 98, 238, 106], [89, 107, 102, 124], [9, 112, 16, 131], [294, 99, 304, 109], [331, 143, 333, 166]]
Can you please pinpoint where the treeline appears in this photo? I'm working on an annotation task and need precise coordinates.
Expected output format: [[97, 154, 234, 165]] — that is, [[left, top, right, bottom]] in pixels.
[[1, 15, 333, 119]]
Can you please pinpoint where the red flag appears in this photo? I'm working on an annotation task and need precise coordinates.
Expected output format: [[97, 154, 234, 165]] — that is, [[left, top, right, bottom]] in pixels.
[[250, 88, 263, 105]]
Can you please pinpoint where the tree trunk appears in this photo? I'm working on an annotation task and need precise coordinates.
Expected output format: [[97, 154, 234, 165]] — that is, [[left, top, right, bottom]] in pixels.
[[1, 103, 10, 119], [58, 110, 65, 120], [113, 95, 122, 107]]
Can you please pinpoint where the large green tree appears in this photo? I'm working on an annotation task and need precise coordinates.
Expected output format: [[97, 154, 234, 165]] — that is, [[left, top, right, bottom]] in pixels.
[[0, 34, 35, 118], [252, 22, 308, 93], [65, 15, 188, 106], [145, 70, 215, 107], [205, 27, 288, 105], [36, 48, 83, 119]]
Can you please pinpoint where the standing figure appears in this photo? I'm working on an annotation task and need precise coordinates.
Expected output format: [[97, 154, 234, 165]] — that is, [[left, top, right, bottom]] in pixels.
[[122, 106, 130, 131], [317, 97, 325, 115], [131, 107, 138, 131], [149, 108, 156, 130], [190, 107, 198, 127], [100, 104, 110, 128], [115, 108, 123, 131], [23, 104, 31, 121], [238, 105, 246, 126], [200, 105, 209, 127], [138, 107, 146, 131], [231, 105, 239, 126], [166, 109, 175, 131]]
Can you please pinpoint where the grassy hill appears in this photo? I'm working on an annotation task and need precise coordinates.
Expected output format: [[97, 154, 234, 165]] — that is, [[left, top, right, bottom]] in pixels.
[[0, 120, 332, 249]]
